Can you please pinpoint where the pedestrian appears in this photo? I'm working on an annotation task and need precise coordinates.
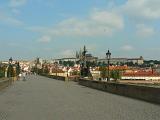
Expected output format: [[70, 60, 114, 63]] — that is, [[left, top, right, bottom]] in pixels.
[[17, 73, 21, 81], [22, 71, 26, 81]]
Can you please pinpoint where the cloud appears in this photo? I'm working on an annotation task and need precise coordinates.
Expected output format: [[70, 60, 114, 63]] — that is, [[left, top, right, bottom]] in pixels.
[[136, 24, 155, 38], [54, 10, 123, 37], [32, 9, 124, 42], [122, 0, 160, 20], [9, 0, 27, 16], [60, 49, 74, 57], [0, 12, 23, 26], [121, 45, 134, 51], [7, 42, 20, 47], [43, 48, 52, 51], [149, 48, 160, 51], [27, 26, 49, 33], [9, 0, 27, 7], [38, 35, 52, 43], [91, 11, 123, 29], [11, 8, 21, 15], [87, 45, 97, 51], [53, 18, 113, 37]]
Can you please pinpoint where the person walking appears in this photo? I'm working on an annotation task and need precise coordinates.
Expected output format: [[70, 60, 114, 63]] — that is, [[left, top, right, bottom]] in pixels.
[[22, 71, 26, 81]]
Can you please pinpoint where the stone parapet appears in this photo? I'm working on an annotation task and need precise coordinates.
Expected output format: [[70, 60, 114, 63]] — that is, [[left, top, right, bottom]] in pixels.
[[79, 79, 160, 104]]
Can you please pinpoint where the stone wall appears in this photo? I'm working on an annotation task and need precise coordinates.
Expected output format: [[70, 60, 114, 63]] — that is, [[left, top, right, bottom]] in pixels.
[[0, 78, 11, 90], [40, 74, 65, 81], [79, 79, 160, 104]]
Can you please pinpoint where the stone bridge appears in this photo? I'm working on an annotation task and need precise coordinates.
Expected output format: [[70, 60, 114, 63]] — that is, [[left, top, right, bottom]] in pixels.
[[0, 75, 160, 120]]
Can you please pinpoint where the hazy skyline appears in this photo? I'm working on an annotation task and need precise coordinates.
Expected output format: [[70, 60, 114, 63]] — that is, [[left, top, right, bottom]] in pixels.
[[0, 0, 160, 60]]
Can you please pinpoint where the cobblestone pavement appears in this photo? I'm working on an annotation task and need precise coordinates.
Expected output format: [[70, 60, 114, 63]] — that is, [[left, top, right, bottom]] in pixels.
[[0, 75, 160, 120]]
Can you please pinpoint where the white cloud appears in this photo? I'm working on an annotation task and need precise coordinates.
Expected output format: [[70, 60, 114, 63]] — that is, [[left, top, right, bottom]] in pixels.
[[27, 26, 48, 33], [136, 24, 155, 38], [10, 0, 27, 7], [121, 45, 134, 51], [51, 18, 114, 37], [43, 48, 52, 51], [0, 12, 23, 26], [122, 0, 160, 20], [91, 11, 123, 29], [31, 10, 124, 42], [60, 49, 74, 57], [11, 8, 21, 15], [8, 42, 20, 47], [55, 10, 123, 37], [87, 45, 97, 51], [149, 48, 160, 51], [38, 36, 52, 43]]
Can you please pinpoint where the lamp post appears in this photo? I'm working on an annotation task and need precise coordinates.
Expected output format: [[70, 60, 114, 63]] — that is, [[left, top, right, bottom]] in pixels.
[[67, 64, 69, 77], [55, 62, 58, 77], [106, 50, 111, 82], [8, 57, 13, 84]]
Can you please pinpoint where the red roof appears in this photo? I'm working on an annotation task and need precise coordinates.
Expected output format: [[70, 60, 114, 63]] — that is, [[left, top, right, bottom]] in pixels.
[[123, 71, 160, 77]]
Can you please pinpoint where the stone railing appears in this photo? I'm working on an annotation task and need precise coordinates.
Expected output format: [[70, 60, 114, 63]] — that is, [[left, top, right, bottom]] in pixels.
[[40, 74, 66, 81], [79, 79, 160, 104], [0, 78, 12, 90]]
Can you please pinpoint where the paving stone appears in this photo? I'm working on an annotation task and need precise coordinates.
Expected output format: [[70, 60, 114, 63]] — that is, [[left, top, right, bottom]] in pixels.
[[0, 75, 160, 120]]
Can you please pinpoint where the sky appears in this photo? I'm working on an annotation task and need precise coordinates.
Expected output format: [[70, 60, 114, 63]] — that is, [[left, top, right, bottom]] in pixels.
[[0, 0, 160, 60]]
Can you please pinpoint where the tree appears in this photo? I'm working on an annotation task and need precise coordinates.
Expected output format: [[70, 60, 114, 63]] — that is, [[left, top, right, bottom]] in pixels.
[[43, 66, 49, 74], [86, 61, 97, 67], [59, 60, 63, 65], [110, 70, 121, 81], [0, 65, 6, 78], [97, 62, 102, 66], [127, 62, 133, 66], [76, 60, 80, 64], [99, 66, 107, 80], [63, 61, 75, 67], [72, 70, 80, 75]]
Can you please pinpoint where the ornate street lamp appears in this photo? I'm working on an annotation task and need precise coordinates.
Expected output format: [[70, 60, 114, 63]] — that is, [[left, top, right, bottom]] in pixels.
[[106, 50, 111, 82], [67, 64, 69, 77]]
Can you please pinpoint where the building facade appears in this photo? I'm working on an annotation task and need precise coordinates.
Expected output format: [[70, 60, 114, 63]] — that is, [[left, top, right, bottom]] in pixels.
[[98, 56, 144, 65]]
